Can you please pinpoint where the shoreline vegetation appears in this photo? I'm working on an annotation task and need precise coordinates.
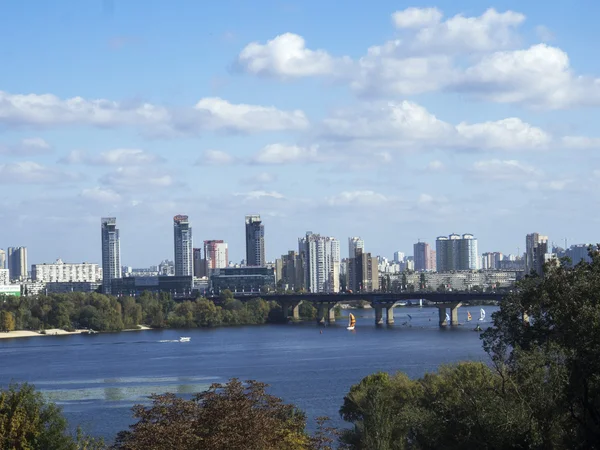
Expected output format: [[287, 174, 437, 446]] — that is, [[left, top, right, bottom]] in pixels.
[[2, 252, 600, 448]]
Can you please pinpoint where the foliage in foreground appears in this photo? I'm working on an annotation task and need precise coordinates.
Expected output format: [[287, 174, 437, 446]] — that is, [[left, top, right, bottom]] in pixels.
[[112, 379, 336, 450]]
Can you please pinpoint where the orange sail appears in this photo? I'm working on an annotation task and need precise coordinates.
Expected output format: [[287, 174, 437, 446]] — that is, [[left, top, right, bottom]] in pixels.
[[467, 311, 472, 321], [348, 313, 356, 328]]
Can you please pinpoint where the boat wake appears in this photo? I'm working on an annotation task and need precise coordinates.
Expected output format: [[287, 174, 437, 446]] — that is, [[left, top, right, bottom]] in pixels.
[[158, 340, 180, 343]]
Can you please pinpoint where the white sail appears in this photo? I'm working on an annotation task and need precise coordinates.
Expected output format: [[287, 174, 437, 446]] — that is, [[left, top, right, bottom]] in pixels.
[[479, 308, 485, 321], [445, 313, 450, 323]]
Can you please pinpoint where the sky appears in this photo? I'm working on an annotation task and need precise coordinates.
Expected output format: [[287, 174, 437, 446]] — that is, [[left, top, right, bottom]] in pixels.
[[1, 0, 600, 267]]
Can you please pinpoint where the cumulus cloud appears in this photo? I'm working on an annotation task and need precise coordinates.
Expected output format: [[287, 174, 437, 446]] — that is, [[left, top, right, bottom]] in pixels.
[[0, 161, 80, 184], [61, 148, 163, 165], [470, 159, 541, 181], [199, 149, 236, 166], [252, 143, 320, 164], [0, 137, 52, 156], [100, 167, 174, 189], [236, 33, 350, 78], [318, 101, 551, 152], [392, 7, 443, 29], [0, 91, 309, 134], [80, 187, 122, 203]]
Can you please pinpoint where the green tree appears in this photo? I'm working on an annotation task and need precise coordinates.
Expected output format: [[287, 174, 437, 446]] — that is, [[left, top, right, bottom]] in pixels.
[[113, 379, 310, 450], [419, 273, 426, 290], [0, 311, 15, 332]]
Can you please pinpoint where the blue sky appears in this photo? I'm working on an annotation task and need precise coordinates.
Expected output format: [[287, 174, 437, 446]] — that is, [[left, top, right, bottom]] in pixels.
[[1, 0, 599, 267]]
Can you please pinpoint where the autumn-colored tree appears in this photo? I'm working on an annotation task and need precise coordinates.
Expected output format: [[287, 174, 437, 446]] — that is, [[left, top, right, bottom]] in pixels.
[[0, 311, 15, 332], [113, 379, 310, 450]]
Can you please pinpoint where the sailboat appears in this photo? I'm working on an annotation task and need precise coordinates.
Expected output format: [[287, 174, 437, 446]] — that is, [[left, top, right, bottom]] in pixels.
[[445, 313, 450, 324], [467, 311, 472, 322], [347, 313, 356, 331], [479, 308, 486, 321]]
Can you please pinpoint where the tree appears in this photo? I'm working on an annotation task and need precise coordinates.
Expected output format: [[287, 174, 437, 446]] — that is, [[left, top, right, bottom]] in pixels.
[[0, 383, 90, 450], [0, 311, 15, 332], [419, 273, 426, 290], [113, 379, 310, 450]]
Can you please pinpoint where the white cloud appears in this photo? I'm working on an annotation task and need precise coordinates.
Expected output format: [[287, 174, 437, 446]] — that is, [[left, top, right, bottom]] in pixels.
[[252, 143, 320, 164], [0, 91, 309, 134], [100, 167, 174, 189], [61, 148, 163, 165], [237, 33, 349, 78], [0, 161, 79, 184], [326, 190, 388, 206], [427, 160, 445, 171], [458, 44, 600, 109], [200, 149, 236, 166], [456, 118, 551, 150], [471, 159, 541, 181], [80, 187, 122, 203], [0, 137, 52, 156], [233, 190, 285, 200], [392, 7, 443, 29]]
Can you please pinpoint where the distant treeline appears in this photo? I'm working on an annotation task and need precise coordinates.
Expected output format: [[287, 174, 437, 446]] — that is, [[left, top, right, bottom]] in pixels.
[[0, 290, 323, 332]]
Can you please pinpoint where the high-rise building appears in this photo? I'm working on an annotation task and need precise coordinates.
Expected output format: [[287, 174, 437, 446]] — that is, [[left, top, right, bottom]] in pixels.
[[173, 215, 193, 276], [436, 234, 478, 272], [0, 249, 5, 269], [525, 233, 549, 275], [0, 269, 8, 285], [393, 251, 405, 263], [101, 217, 121, 294], [348, 248, 379, 292], [204, 240, 228, 272], [7, 247, 28, 280], [298, 232, 340, 293], [481, 252, 504, 270], [245, 215, 265, 266], [348, 237, 364, 259], [193, 248, 206, 277], [428, 250, 437, 271], [413, 242, 433, 272]]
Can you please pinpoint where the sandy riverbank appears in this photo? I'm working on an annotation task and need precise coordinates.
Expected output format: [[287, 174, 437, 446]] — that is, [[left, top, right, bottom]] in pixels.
[[0, 325, 153, 339]]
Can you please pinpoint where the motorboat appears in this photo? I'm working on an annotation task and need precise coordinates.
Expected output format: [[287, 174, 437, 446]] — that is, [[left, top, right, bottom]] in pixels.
[[179, 337, 191, 342]]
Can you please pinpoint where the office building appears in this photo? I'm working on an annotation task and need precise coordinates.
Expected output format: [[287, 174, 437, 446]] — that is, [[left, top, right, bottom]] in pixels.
[[348, 237, 364, 259], [525, 233, 549, 275], [7, 247, 28, 281], [173, 215, 193, 276], [210, 267, 275, 294], [32, 259, 100, 283], [393, 251, 405, 263], [101, 217, 121, 294], [298, 232, 340, 293], [204, 240, 228, 272], [245, 215, 265, 266], [348, 248, 379, 292], [436, 234, 479, 272], [193, 248, 206, 277]]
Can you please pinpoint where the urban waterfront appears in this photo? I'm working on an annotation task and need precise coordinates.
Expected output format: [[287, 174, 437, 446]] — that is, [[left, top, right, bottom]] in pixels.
[[0, 307, 497, 443]]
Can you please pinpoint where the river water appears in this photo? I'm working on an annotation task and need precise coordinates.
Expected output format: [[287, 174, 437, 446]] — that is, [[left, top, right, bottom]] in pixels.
[[0, 306, 496, 443]]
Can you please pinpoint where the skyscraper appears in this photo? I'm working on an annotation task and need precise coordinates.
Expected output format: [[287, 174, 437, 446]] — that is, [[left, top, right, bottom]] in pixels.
[[245, 215, 265, 266], [348, 248, 379, 292], [7, 247, 27, 280], [101, 217, 121, 294], [436, 234, 478, 272], [413, 242, 431, 272], [173, 215, 193, 276], [348, 237, 364, 259], [298, 232, 340, 293], [204, 240, 228, 272], [525, 233, 549, 275]]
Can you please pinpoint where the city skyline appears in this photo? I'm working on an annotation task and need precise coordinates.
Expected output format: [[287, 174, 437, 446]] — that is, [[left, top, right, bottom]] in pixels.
[[2, 1, 600, 266]]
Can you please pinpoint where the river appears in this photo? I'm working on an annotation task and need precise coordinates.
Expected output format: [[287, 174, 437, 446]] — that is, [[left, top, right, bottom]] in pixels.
[[0, 306, 496, 443]]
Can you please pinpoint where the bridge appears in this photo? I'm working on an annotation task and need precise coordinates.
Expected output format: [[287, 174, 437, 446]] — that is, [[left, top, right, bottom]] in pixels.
[[175, 291, 504, 327]]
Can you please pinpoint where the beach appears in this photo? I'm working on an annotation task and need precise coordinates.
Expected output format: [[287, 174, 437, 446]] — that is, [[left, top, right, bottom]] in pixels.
[[0, 325, 152, 339]]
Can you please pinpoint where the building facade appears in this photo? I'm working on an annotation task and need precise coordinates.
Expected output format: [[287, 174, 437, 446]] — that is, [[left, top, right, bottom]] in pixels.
[[436, 234, 479, 272], [348, 237, 364, 259], [0, 249, 5, 270], [0, 269, 8, 285], [204, 240, 228, 272], [413, 242, 434, 272], [298, 232, 340, 293], [193, 248, 206, 278], [210, 267, 275, 294], [348, 248, 380, 292], [7, 247, 27, 280], [245, 215, 265, 266], [173, 215, 193, 277], [525, 233, 549, 275], [101, 217, 121, 294], [32, 259, 100, 283]]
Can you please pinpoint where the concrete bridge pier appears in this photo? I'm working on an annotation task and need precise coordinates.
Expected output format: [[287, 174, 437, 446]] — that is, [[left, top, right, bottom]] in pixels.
[[438, 307, 447, 326], [317, 303, 327, 324], [374, 305, 384, 326], [328, 304, 336, 323], [281, 300, 301, 321], [386, 305, 394, 325], [437, 302, 462, 326]]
